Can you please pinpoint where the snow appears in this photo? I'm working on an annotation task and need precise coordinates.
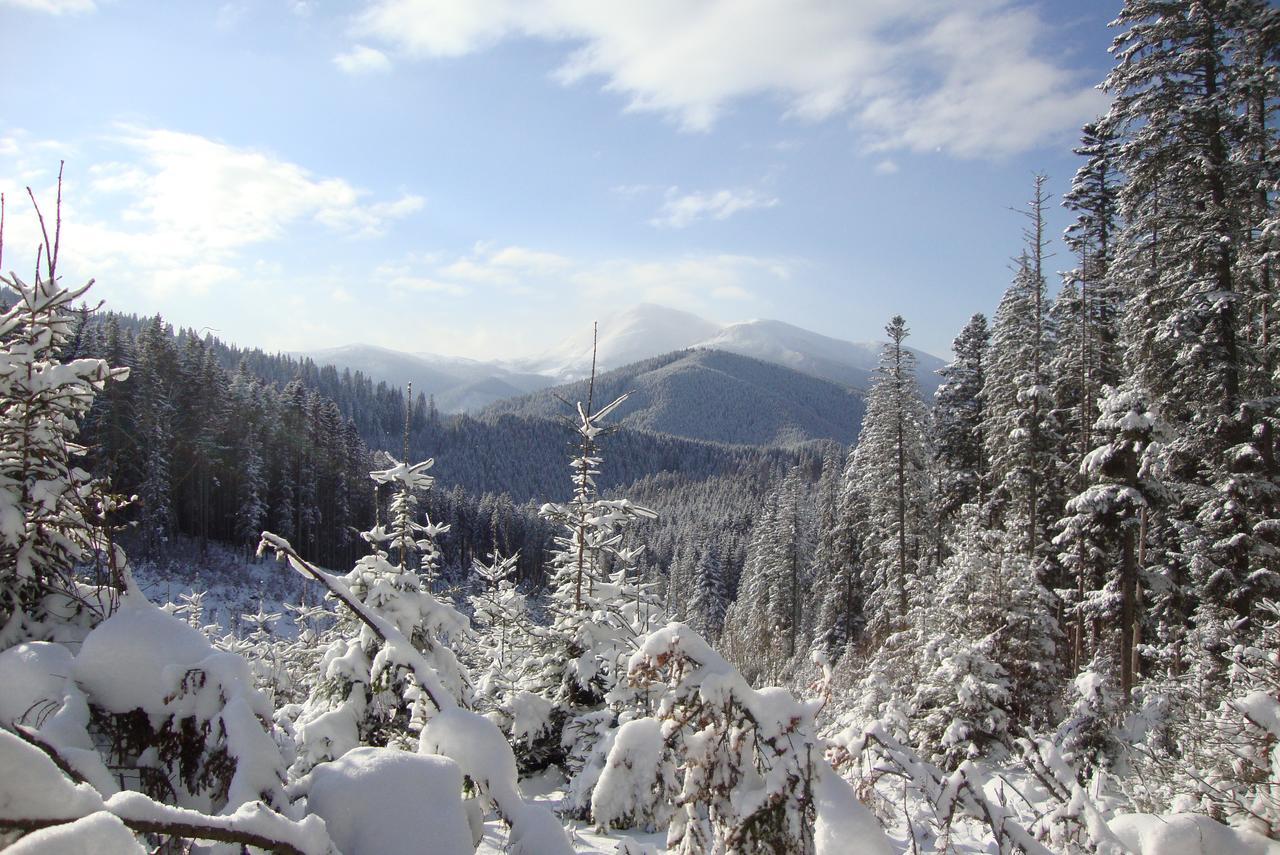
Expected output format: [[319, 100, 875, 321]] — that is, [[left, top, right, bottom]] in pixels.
[[0, 728, 106, 822], [0, 641, 74, 727], [591, 718, 672, 832], [4, 811, 145, 855], [72, 596, 226, 714], [1235, 690, 1280, 738], [509, 690, 554, 744], [419, 706, 574, 854], [814, 764, 895, 855], [696, 317, 947, 395], [1109, 812, 1280, 855], [525, 303, 722, 380], [301, 746, 474, 855]]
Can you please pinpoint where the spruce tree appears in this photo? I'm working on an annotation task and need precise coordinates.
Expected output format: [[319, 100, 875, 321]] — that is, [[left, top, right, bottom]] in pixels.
[[933, 313, 990, 544], [848, 316, 931, 642]]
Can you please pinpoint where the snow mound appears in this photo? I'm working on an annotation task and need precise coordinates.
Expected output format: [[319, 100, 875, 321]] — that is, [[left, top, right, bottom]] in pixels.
[[0, 641, 74, 727], [4, 811, 145, 855], [814, 764, 894, 855], [303, 747, 473, 855], [0, 728, 105, 823], [420, 708, 573, 854], [1109, 813, 1280, 855], [592, 718, 673, 832], [72, 597, 228, 714], [420, 706, 518, 793]]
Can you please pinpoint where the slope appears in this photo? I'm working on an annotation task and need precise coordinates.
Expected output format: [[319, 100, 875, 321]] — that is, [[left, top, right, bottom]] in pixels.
[[485, 348, 866, 448], [695, 319, 947, 397]]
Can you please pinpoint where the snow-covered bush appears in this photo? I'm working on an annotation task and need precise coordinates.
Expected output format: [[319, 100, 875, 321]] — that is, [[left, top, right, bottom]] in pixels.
[[284, 455, 471, 773], [295, 746, 475, 855], [259, 533, 574, 854], [625, 622, 891, 854]]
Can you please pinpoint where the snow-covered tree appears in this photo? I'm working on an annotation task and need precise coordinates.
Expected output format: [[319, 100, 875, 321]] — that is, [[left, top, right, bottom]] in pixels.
[[912, 507, 1059, 765], [721, 468, 814, 683], [514, 385, 662, 797], [0, 208, 129, 647], [285, 455, 470, 773], [1055, 385, 1165, 697], [847, 316, 931, 642], [626, 623, 891, 854], [933, 313, 989, 537], [982, 178, 1063, 560]]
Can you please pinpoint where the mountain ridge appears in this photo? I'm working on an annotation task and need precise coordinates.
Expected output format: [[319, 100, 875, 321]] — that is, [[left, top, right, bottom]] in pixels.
[[300, 303, 945, 414]]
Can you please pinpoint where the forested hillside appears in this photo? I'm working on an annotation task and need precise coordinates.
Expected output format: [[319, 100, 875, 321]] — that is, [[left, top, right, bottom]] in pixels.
[[485, 347, 867, 447]]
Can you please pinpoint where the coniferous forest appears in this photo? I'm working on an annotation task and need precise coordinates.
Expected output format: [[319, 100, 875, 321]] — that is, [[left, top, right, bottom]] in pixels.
[[1, 1, 1279, 853]]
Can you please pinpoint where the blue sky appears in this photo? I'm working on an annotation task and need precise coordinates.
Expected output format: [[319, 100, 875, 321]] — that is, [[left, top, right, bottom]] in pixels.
[[1, 0, 1118, 360]]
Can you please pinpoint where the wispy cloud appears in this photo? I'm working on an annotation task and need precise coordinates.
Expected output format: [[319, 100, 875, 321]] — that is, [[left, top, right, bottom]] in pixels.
[[333, 44, 392, 75], [0, 126, 423, 296], [0, 0, 96, 13], [651, 187, 779, 229], [381, 241, 789, 312], [353, 0, 1103, 158]]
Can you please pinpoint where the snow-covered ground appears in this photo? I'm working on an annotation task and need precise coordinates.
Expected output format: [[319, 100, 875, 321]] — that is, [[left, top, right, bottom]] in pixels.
[[125, 538, 314, 636]]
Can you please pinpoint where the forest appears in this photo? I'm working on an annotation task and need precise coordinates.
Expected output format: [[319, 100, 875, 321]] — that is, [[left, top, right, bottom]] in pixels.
[[1, 1, 1279, 853]]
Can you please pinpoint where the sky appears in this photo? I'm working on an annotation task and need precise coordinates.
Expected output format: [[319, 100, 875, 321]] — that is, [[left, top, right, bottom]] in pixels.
[[0, 0, 1119, 361]]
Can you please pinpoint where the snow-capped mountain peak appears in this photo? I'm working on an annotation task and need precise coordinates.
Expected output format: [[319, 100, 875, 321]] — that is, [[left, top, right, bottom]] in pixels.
[[519, 303, 724, 380]]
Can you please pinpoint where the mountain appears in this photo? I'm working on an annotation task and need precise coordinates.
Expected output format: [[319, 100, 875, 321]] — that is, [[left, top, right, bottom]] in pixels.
[[301, 344, 553, 413], [516, 303, 723, 380], [695, 319, 947, 397], [503, 303, 945, 397], [303, 304, 945, 416], [485, 348, 866, 448]]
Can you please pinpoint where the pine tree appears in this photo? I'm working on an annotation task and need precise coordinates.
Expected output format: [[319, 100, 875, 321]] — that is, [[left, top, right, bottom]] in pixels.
[[287, 454, 470, 773], [981, 176, 1063, 560], [687, 543, 728, 640], [1056, 120, 1124, 484], [933, 313, 990, 545], [1106, 0, 1280, 676], [1055, 385, 1166, 697], [0, 206, 129, 645], [133, 316, 176, 554], [811, 447, 864, 656], [848, 316, 931, 642], [512, 352, 662, 783]]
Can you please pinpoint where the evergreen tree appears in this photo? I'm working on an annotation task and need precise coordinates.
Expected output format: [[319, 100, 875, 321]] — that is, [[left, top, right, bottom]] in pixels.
[[933, 313, 990, 544], [848, 316, 931, 642], [981, 177, 1063, 560], [287, 455, 470, 774], [1055, 385, 1166, 697], [0, 234, 129, 645]]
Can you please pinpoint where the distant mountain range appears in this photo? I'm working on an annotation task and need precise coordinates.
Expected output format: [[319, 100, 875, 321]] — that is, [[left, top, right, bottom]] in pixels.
[[301, 303, 946, 416], [484, 348, 867, 448], [303, 344, 555, 414]]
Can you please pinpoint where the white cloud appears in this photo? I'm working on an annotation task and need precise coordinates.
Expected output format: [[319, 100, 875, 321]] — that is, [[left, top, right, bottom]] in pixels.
[[383, 242, 788, 312], [334, 44, 392, 75], [375, 263, 467, 295], [651, 186, 779, 229], [874, 159, 899, 175], [0, 126, 423, 296], [570, 253, 787, 309], [0, 0, 96, 13], [353, 0, 1104, 157]]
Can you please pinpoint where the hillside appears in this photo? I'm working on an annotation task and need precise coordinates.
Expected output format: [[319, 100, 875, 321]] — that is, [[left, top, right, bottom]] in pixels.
[[484, 348, 866, 448], [698, 318, 947, 397], [302, 343, 553, 412]]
